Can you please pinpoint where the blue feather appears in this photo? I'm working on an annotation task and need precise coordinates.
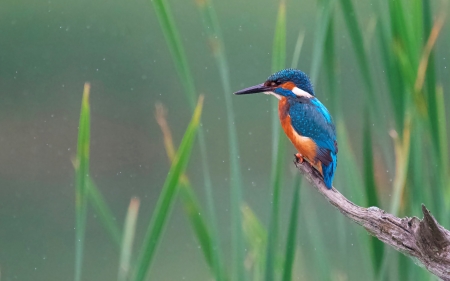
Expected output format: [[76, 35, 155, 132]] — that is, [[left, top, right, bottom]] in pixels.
[[288, 97, 338, 188], [322, 153, 337, 189]]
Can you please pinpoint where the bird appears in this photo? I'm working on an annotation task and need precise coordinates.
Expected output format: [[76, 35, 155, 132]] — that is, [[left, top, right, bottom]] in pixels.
[[234, 68, 338, 189]]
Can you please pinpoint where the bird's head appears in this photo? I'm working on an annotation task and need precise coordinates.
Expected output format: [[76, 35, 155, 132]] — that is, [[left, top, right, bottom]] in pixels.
[[234, 68, 314, 100]]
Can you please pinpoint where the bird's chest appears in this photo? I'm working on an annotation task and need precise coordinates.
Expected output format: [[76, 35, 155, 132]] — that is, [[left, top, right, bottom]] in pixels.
[[278, 97, 318, 163], [278, 97, 295, 137]]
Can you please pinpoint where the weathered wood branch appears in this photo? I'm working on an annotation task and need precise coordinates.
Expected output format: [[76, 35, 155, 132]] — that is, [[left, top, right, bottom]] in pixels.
[[294, 160, 450, 280]]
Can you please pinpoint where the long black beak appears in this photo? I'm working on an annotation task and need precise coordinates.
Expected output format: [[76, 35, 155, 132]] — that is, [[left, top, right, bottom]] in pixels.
[[234, 83, 272, 95]]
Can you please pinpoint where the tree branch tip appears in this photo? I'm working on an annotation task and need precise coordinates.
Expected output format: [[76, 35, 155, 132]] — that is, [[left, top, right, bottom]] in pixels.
[[293, 161, 450, 280]]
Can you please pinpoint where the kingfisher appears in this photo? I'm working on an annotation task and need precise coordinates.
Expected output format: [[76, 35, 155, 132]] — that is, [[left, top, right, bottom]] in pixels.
[[234, 68, 338, 189]]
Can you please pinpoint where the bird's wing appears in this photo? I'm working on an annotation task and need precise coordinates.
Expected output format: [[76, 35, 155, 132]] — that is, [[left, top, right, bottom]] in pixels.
[[289, 97, 338, 165]]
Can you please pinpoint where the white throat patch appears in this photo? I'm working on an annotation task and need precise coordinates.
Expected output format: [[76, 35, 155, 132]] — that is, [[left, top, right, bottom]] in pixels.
[[292, 87, 313, 98], [265, 91, 281, 100]]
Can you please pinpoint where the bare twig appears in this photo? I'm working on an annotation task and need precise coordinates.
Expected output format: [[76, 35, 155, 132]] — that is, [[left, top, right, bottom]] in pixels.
[[294, 160, 450, 280]]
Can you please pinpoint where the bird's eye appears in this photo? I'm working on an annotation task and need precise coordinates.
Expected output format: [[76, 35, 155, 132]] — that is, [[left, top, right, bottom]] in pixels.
[[265, 80, 281, 87]]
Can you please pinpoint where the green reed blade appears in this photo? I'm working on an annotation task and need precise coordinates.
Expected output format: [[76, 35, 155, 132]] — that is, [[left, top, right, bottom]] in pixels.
[[118, 198, 140, 281], [363, 112, 384, 276], [389, 0, 418, 68], [310, 0, 335, 84], [241, 203, 268, 281], [150, 0, 221, 278], [149, 0, 215, 227], [265, 2, 286, 280], [193, 1, 244, 279], [323, 16, 373, 277], [338, 0, 373, 97], [281, 177, 301, 281], [436, 87, 449, 217], [340, 0, 399, 172], [290, 31, 305, 69], [398, 252, 411, 280], [133, 97, 204, 281], [336, 120, 374, 277], [410, 0, 423, 60], [150, 0, 196, 108], [74, 83, 91, 281], [156, 102, 227, 280], [179, 182, 218, 277], [302, 193, 331, 281], [323, 14, 339, 117], [271, 0, 286, 72], [409, 124, 427, 209], [436, 86, 449, 180], [265, 130, 285, 281], [270, 0, 286, 145], [377, 20, 405, 133], [323, 14, 350, 267], [422, 0, 440, 165], [86, 178, 122, 248]]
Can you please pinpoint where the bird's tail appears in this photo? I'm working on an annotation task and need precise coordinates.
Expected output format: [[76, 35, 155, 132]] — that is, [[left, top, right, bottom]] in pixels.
[[322, 153, 337, 189]]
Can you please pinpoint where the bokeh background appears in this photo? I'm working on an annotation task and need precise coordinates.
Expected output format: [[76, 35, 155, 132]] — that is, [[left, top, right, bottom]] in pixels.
[[1, 0, 449, 280]]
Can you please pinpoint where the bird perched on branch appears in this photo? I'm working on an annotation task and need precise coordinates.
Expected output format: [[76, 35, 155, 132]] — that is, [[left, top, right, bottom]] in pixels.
[[234, 68, 338, 189]]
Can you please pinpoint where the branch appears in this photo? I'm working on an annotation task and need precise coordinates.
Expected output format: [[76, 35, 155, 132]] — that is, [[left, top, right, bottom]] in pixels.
[[294, 160, 450, 280]]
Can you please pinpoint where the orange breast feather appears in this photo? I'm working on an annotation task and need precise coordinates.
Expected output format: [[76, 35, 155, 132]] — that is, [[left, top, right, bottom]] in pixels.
[[278, 97, 323, 175]]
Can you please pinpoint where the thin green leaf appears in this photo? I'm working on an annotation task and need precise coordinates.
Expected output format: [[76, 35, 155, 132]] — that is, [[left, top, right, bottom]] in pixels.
[[377, 20, 405, 133], [151, 0, 221, 277], [178, 183, 214, 275], [310, 0, 335, 84], [336, 120, 374, 277], [241, 203, 267, 281], [301, 194, 331, 281], [193, 1, 243, 279], [388, 0, 417, 68], [422, 1, 440, 171], [74, 83, 91, 281], [281, 178, 301, 281], [436, 87, 449, 215], [264, 130, 285, 281], [265, 2, 286, 280], [271, 0, 286, 72], [340, 0, 396, 172], [363, 112, 384, 276], [338, 0, 373, 96], [290, 31, 305, 69], [118, 198, 140, 281], [132, 96, 204, 281], [323, 14, 339, 117], [150, 0, 196, 108], [86, 178, 122, 248], [322, 14, 350, 269], [156, 103, 227, 279]]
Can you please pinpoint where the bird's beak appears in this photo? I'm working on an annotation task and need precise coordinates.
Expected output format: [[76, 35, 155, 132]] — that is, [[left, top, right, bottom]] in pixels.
[[234, 83, 272, 95]]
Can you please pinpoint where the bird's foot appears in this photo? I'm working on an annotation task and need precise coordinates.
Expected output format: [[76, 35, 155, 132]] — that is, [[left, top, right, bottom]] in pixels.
[[295, 153, 304, 163]]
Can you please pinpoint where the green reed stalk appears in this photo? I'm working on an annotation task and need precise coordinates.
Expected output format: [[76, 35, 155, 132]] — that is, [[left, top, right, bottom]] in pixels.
[[133, 97, 204, 281], [193, 1, 245, 279], [74, 83, 91, 281], [265, 2, 286, 280], [118, 198, 140, 281], [149, 0, 222, 278], [281, 177, 301, 281]]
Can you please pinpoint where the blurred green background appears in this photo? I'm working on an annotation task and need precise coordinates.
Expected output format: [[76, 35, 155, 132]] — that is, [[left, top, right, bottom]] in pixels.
[[1, 0, 449, 280]]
